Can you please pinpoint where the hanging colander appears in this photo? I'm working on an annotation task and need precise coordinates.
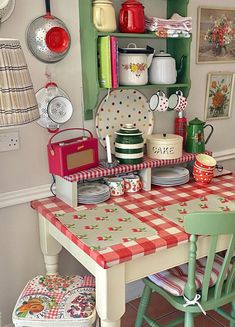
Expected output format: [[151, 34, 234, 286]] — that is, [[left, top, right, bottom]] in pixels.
[[26, 0, 71, 63]]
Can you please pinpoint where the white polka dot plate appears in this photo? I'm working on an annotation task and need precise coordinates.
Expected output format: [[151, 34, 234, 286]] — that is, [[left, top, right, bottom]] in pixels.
[[95, 89, 154, 153]]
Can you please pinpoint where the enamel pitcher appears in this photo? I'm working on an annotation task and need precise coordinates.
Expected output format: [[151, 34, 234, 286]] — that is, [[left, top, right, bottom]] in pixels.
[[186, 117, 214, 153]]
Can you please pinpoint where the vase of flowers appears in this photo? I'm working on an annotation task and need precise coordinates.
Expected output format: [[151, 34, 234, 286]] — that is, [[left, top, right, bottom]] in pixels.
[[205, 14, 234, 55]]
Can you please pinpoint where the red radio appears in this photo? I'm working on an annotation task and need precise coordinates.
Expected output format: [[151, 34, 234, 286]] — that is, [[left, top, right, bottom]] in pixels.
[[47, 128, 99, 177]]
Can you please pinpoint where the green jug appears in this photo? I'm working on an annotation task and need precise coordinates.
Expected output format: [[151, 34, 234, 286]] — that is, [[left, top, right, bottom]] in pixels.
[[186, 117, 214, 153]]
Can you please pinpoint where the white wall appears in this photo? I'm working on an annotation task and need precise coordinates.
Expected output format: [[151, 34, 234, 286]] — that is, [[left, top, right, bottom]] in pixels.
[[0, 0, 235, 325]]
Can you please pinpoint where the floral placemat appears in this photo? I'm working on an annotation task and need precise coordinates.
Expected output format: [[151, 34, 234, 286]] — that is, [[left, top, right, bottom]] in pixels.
[[153, 194, 235, 226], [55, 205, 156, 251]]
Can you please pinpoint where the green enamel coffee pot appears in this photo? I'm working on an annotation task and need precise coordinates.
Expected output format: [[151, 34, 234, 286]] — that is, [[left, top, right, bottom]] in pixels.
[[186, 117, 214, 153]]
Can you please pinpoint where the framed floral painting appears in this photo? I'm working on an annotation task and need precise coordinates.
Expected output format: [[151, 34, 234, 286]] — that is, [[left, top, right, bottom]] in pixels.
[[197, 7, 235, 63], [205, 72, 234, 120]]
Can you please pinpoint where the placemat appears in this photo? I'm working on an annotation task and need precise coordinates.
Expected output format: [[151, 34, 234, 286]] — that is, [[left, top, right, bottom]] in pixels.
[[153, 194, 235, 226], [55, 204, 157, 251]]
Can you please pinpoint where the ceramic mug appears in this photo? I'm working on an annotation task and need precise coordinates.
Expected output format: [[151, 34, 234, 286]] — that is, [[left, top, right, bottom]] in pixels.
[[149, 91, 169, 112], [124, 175, 142, 193], [106, 177, 125, 196], [168, 90, 187, 112]]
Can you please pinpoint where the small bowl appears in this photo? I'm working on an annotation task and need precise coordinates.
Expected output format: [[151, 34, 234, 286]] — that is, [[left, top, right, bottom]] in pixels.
[[195, 154, 216, 170], [193, 166, 214, 176], [194, 162, 214, 171], [193, 172, 213, 185]]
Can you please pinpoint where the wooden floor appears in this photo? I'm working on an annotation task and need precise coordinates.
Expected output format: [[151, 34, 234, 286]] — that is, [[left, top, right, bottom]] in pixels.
[[121, 293, 231, 326]]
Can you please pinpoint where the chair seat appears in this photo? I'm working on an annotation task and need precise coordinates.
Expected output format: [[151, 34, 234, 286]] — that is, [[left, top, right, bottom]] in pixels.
[[148, 254, 224, 297], [12, 275, 96, 326]]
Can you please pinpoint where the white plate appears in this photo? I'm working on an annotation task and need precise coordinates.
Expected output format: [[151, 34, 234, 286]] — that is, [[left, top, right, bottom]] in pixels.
[[152, 167, 189, 179], [47, 96, 73, 124], [36, 84, 69, 130], [77, 183, 110, 196], [95, 89, 154, 154], [0, 0, 15, 22]]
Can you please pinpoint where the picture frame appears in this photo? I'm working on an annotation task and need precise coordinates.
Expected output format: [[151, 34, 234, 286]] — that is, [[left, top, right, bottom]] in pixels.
[[205, 72, 234, 121], [197, 7, 235, 63]]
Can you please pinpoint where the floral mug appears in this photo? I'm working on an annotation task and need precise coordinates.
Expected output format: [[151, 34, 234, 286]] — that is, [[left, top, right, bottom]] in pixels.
[[106, 177, 125, 196], [124, 175, 142, 193]]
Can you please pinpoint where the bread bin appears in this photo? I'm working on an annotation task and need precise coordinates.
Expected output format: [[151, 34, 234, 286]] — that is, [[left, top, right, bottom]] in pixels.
[[146, 133, 183, 160], [115, 123, 144, 164]]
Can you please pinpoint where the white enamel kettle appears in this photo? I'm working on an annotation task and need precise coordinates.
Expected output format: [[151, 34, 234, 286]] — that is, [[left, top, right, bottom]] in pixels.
[[149, 50, 178, 84]]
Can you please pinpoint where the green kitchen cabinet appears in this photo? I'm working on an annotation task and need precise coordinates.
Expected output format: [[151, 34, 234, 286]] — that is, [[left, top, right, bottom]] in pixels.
[[79, 0, 191, 120]]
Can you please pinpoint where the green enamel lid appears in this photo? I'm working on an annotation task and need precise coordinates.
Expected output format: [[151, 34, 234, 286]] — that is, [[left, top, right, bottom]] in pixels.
[[188, 117, 205, 125]]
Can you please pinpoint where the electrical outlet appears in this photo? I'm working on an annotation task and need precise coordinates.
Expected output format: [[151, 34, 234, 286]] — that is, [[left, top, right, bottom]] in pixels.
[[0, 131, 20, 152]]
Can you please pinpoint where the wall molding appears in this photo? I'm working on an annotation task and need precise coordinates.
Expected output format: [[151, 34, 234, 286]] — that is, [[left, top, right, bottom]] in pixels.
[[213, 148, 235, 162], [0, 148, 235, 209], [0, 184, 53, 209]]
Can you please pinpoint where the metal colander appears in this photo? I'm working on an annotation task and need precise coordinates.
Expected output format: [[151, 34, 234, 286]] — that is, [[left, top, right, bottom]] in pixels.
[[0, 0, 15, 22], [26, 0, 71, 63]]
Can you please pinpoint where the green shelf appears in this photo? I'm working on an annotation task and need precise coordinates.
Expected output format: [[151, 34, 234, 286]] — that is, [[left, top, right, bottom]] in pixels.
[[98, 31, 191, 39], [79, 0, 191, 121]]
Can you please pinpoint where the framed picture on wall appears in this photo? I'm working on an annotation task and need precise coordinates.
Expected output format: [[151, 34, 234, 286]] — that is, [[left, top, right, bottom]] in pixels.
[[197, 7, 235, 63], [204, 72, 234, 120]]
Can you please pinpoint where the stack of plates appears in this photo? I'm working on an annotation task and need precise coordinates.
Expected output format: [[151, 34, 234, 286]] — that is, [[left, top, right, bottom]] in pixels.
[[151, 167, 190, 187], [77, 182, 110, 204]]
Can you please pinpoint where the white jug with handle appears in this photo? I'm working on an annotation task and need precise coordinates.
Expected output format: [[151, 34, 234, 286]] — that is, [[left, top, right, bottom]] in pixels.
[[92, 0, 116, 32]]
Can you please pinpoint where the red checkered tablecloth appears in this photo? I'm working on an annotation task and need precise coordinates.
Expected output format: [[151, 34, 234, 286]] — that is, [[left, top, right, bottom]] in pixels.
[[31, 175, 235, 269]]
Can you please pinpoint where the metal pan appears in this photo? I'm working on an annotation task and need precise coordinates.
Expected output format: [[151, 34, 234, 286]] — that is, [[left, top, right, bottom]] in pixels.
[[26, 0, 71, 63]]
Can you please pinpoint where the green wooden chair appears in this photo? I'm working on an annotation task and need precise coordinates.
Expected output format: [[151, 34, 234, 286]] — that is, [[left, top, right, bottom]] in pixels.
[[135, 211, 235, 327]]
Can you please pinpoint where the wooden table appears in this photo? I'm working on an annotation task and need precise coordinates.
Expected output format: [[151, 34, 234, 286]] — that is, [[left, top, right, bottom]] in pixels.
[[32, 174, 235, 327]]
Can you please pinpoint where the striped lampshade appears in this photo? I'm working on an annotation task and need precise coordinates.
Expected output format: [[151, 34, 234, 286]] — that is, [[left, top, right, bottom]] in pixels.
[[0, 38, 40, 127]]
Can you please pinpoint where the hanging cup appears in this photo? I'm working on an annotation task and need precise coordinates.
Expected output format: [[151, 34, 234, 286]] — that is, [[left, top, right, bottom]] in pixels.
[[149, 91, 169, 112], [168, 90, 187, 112]]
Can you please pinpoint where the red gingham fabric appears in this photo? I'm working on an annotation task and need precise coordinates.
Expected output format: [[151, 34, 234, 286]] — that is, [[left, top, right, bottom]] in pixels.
[[31, 174, 235, 269], [62, 152, 211, 182]]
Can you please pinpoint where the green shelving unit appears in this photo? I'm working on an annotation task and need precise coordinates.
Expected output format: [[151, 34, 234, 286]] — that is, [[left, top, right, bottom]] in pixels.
[[79, 0, 191, 120]]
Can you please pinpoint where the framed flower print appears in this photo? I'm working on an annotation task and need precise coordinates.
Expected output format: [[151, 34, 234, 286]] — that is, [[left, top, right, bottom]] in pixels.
[[197, 7, 235, 63], [204, 72, 234, 120]]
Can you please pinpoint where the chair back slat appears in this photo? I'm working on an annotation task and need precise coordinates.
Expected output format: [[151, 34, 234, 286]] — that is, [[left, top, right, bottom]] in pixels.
[[184, 234, 197, 300], [184, 211, 235, 303], [201, 236, 217, 302], [225, 264, 235, 294], [214, 235, 235, 300]]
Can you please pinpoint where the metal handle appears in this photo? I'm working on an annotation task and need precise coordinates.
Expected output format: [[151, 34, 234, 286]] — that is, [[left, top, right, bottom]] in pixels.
[[48, 127, 94, 151], [45, 0, 51, 16], [204, 124, 214, 144]]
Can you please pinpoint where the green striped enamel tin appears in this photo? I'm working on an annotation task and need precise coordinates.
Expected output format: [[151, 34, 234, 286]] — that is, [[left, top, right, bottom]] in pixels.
[[115, 124, 144, 164]]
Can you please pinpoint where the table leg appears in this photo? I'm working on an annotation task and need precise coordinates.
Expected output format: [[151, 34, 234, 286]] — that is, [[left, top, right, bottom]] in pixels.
[[38, 214, 62, 274], [96, 263, 126, 327]]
